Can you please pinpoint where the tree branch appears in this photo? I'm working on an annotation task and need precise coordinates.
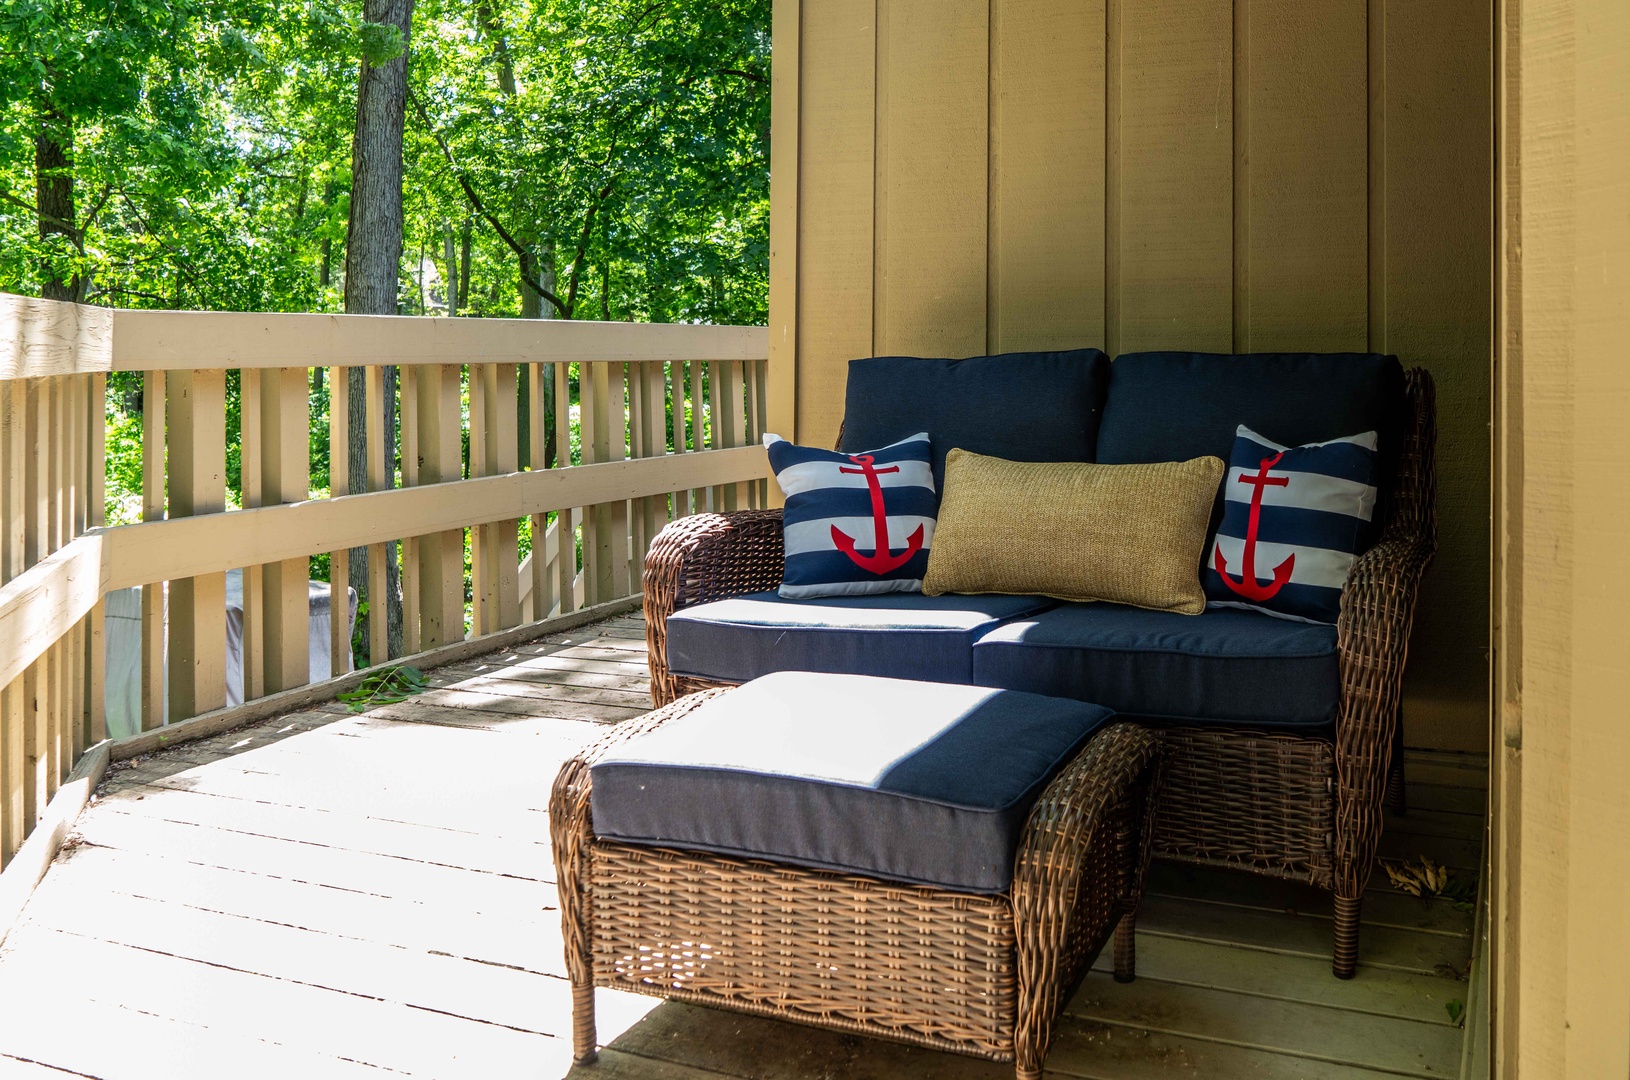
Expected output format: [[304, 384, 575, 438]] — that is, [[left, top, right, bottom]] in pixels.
[[0, 188, 77, 237], [565, 168, 616, 317], [406, 87, 572, 317]]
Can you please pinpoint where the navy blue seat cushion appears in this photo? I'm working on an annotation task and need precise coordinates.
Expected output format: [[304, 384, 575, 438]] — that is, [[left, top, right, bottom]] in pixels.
[[841, 349, 1110, 491], [666, 591, 1057, 686], [971, 603, 1340, 732], [1096, 352, 1407, 539], [590, 671, 1116, 892]]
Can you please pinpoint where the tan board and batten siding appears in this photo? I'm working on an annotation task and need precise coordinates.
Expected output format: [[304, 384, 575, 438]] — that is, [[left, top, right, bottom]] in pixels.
[[768, 0, 1493, 754], [1493, 0, 1630, 1075]]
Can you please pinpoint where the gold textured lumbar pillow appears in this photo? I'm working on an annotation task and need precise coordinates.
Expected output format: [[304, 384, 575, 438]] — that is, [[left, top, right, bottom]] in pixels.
[[922, 450, 1225, 614]]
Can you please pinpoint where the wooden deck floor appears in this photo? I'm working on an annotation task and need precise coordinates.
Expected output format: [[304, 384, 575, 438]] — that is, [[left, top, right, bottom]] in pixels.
[[0, 613, 1483, 1079]]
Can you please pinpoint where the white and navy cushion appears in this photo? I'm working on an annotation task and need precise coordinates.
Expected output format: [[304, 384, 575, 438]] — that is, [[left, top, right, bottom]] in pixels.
[[765, 432, 937, 599], [1203, 426, 1379, 624]]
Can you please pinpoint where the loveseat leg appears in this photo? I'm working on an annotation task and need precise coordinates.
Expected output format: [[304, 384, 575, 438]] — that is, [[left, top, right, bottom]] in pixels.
[[1385, 759, 1408, 815], [1113, 913, 1137, 983], [1333, 894, 1363, 979], [571, 979, 598, 1065]]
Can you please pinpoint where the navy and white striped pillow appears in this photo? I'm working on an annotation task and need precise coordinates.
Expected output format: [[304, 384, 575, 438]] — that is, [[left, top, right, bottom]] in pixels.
[[1204, 426, 1379, 624], [764, 433, 937, 599]]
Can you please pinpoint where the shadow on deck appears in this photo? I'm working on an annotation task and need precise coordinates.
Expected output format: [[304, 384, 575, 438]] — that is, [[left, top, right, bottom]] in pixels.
[[0, 613, 1482, 1079]]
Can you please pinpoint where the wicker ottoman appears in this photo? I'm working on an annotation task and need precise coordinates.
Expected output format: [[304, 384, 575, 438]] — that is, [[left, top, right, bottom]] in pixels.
[[549, 674, 1163, 1080]]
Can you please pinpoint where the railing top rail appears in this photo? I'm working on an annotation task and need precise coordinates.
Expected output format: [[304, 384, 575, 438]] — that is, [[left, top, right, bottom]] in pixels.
[[1, 293, 768, 379]]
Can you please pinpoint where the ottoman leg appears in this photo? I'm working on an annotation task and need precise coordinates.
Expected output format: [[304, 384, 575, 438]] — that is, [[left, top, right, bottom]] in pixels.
[[571, 978, 598, 1065], [1333, 893, 1363, 979], [1113, 913, 1137, 983]]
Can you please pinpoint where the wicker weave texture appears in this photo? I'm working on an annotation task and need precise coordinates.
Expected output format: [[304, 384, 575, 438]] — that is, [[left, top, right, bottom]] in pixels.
[[643, 510, 784, 706], [1152, 728, 1335, 887], [638, 368, 1438, 978], [550, 693, 1163, 1078]]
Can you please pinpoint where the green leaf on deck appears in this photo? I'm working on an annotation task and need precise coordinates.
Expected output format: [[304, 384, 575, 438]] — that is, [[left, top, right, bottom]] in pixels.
[[338, 665, 431, 712]]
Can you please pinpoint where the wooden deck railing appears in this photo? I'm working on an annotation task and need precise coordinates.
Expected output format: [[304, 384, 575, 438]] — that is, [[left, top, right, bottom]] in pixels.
[[0, 293, 770, 871]]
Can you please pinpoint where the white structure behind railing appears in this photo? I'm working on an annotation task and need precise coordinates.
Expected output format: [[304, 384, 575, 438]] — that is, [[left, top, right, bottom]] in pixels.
[[0, 293, 770, 870]]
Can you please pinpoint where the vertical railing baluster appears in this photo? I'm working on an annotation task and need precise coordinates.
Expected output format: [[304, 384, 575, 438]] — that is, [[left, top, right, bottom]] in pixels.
[[746, 358, 768, 508], [140, 371, 166, 728], [24, 380, 48, 816], [488, 363, 521, 631], [469, 363, 489, 634], [526, 361, 552, 622], [262, 367, 310, 692], [364, 367, 389, 668], [85, 372, 105, 745], [416, 364, 464, 649], [0, 669, 19, 866], [166, 370, 228, 722], [627, 365, 647, 582], [580, 361, 604, 605], [640, 361, 669, 559], [399, 366, 420, 655], [65, 377, 83, 762], [610, 365, 631, 599], [668, 360, 690, 520], [328, 367, 350, 678], [240, 369, 264, 703], [1, 382, 25, 863], [553, 361, 576, 614]]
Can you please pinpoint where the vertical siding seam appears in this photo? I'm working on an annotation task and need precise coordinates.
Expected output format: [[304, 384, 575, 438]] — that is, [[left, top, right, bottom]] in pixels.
[[1103, 0, 1121, 358], [1368, 0, 1387, 353], [987, 0, 998, 355], [1231, 0, 1248, 353], [871, 0, 887, 356]]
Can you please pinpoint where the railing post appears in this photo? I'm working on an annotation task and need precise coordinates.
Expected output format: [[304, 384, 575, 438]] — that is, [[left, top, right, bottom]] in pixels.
[[140, 371, 165, 728], [415, 364, 464, 649], [166, 369, 228, 722], [261, 367, 311, 693]]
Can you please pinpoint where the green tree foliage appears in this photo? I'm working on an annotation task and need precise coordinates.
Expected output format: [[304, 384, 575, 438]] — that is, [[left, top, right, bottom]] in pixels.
[[0, 0, 770, 322], [0, 0, 770, 523]]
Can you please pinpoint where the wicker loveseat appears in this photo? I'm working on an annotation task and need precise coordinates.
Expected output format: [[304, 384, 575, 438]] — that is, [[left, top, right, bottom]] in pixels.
[[643, 350, 1436, 978]]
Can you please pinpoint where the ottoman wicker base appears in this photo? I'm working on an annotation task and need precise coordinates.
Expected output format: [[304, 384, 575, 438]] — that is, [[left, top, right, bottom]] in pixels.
[[549, 689, 1164, 1080]]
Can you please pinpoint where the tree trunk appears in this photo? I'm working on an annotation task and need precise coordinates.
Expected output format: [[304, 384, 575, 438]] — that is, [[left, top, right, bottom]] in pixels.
[[34, 111, 81, 303], [344, 0, 415, 663], [458, 217, 472, 314], [442, 223, 459, 315]]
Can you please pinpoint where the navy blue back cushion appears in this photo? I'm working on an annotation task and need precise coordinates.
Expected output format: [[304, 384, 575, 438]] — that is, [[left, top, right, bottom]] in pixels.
[[1096, 352, 1407, 535], [841, 349, 1110, 491]]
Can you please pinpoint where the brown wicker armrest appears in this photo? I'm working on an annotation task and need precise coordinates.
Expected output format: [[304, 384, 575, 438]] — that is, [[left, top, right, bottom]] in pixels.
[[1331, 535, 1434, 906], [643, 509, 786, 706], [1011, 722, 1164, 1078]]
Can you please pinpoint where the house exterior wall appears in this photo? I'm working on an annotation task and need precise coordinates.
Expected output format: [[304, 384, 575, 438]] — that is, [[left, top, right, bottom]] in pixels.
[[1493, 0, 1630, 1073], [767, 0, 1494, 753]]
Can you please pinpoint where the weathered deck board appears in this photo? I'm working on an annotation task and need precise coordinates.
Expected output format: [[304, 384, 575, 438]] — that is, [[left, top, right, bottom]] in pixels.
[[0, 614, 1479, 1079]]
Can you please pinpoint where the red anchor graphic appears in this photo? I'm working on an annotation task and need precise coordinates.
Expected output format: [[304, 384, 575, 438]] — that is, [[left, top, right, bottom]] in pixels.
[[830, 454, 925, 575], [1214, 451, 1297, 601]]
